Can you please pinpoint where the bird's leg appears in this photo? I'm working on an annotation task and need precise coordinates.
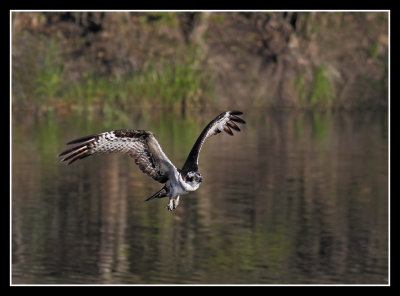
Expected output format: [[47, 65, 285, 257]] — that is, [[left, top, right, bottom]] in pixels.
[[166, 199, 174, 211], [174, 195, 180, 209], [166, 195, 180, 211]]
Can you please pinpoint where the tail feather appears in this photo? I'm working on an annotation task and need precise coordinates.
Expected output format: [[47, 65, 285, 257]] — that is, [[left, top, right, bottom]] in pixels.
[[145, 186, 168, 201]]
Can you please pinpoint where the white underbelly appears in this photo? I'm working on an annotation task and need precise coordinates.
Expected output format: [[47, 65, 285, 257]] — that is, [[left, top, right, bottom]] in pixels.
[[167, 182, 189, 197]]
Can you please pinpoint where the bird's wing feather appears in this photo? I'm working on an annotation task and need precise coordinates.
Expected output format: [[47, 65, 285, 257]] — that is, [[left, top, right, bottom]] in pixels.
[[58, 129, 176, 183], [181, 111, 246, 174]]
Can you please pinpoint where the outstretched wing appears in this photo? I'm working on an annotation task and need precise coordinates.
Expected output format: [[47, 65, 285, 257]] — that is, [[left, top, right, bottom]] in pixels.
[[181, 111, 246, 174], [58, 129, 176, 183]]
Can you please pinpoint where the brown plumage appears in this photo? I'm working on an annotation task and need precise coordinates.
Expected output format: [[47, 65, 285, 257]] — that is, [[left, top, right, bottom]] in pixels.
[[58, 129, 173, 183]]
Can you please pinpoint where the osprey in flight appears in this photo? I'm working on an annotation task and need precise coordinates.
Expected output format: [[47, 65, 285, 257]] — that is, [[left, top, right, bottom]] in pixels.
[[58, 111, 246, 211]]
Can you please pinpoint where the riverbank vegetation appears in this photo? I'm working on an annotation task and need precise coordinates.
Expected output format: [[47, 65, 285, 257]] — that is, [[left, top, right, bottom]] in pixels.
[[12, 11, 388, 115]]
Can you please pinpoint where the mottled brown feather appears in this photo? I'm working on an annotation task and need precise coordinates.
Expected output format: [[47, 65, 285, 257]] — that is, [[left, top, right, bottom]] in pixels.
[[58, 129, 174, 183]]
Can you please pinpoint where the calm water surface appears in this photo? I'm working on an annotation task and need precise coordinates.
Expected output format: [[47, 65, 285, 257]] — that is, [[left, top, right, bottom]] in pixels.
[[12, 108, 388, 284]]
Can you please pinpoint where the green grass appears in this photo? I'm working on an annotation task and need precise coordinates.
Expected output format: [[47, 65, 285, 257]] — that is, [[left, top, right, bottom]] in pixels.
[[34, 51, 64, 100], [126, 51, 207, 107], [13, 36, 210, 113], [59, 53, 208, 111], [296, 65, 334, 108], [309, 65, 333, 107]]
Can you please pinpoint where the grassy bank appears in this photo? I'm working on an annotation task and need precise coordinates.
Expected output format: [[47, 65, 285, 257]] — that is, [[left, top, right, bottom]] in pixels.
[[12, 12, 388, 114], [13, 32, 210, 114]]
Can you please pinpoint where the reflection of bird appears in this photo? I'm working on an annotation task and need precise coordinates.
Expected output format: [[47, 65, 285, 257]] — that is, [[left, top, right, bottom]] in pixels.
[[58, 111, 246, 211]]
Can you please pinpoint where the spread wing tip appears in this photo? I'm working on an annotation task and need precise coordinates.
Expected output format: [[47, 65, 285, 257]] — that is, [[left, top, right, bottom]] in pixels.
[[225, 111, 246, 136], [58, 134, 98, 164], [228, 111, 246, 125], [58, 145, 91, 165], [229, 110, 243, 116]]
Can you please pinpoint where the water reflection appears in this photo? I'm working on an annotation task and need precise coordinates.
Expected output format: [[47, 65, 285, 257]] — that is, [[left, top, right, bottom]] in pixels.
[[12, 109, 388, 284]]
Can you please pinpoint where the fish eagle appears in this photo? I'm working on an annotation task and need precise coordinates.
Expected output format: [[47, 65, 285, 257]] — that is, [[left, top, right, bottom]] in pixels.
[[58, 111, 246, 211]]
